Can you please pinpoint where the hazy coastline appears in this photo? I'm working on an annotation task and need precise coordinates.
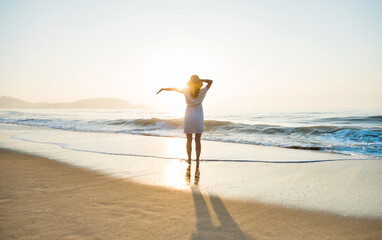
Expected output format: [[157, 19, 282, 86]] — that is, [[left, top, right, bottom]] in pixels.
[[0, 96, 149, 109]]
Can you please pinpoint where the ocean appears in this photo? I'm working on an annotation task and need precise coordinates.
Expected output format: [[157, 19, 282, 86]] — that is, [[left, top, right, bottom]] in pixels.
[[0, 108, 381, 158]]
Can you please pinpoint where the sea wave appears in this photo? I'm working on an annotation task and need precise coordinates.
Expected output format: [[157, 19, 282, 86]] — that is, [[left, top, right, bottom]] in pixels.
[[317, 115, 382, 124], [0, 111, 381, 157]]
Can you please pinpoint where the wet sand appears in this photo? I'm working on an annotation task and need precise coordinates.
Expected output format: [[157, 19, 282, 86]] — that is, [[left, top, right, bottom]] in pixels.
[[1, 148, 381, 240], [3, 126, 382, 219]]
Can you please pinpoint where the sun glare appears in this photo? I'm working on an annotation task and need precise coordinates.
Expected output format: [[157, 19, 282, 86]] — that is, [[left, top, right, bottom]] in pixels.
[[162, 161, 190, 189], [164, 137, 185, 159], [146, 46, 210, 110], [161, 137, 190, 189], [167, 105, 185, 118], [143, 46, 209, 87]]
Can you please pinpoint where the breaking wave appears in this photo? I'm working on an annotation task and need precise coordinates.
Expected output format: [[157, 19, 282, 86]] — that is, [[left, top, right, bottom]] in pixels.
[[0, 110, 381, 157]]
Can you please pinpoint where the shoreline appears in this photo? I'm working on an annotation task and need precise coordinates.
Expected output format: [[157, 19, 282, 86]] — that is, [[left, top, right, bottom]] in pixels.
[[1, 148, 382, 239]]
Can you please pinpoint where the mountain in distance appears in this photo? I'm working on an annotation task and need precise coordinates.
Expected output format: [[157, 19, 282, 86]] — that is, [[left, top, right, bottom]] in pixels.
[[0, 96, 149, 109]]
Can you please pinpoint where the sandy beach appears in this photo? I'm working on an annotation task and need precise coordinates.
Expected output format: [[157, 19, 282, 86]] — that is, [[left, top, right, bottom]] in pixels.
[[1, 148, 381, 240], [1, 0, 381, 238], [2, 125, 382, 219]]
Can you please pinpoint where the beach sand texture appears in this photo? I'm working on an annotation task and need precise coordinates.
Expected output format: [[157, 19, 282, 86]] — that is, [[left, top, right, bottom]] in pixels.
[[1, 149, 381, 240]]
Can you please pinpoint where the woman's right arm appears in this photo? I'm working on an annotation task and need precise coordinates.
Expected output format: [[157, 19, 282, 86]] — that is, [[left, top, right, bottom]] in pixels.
[[200, 79, 213, 89], [156, 88, 183, 94]]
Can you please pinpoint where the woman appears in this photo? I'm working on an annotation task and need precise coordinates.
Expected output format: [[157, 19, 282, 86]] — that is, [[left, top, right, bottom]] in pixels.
[[157, 75, 213, 166]]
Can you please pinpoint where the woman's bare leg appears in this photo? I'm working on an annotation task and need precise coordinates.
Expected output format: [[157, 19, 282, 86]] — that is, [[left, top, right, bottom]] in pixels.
[[186, 134, 192, 164], [195, 133, 201, 166]]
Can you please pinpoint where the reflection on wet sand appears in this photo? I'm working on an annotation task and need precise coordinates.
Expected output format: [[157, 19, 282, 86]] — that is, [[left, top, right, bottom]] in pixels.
[[194, 165, 200, 185], [186, 164, 191, 185], [185, 164, 200, 186]]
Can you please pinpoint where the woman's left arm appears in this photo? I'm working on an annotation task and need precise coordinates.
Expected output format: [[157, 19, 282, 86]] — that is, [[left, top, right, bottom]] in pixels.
[[200, 79, 213, 89]]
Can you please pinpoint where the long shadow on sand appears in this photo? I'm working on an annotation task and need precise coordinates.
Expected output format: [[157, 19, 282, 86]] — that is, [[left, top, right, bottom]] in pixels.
[[191, 185, 254, 240]]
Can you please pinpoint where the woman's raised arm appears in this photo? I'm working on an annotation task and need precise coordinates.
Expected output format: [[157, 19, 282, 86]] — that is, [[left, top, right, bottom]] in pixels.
[[156, 88, 183, 94], [200, 79, 213, 89]]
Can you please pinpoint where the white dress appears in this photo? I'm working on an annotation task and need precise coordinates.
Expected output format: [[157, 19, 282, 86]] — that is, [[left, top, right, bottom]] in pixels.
[[182, 87, 209, 134]]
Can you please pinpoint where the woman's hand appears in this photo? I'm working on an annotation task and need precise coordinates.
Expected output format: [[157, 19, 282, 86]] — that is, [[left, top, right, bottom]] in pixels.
[[200, 79, 213, 89]]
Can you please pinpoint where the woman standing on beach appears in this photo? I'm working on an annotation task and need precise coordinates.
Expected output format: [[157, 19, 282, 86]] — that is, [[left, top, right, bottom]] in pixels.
[[157, 75, 213, 166]]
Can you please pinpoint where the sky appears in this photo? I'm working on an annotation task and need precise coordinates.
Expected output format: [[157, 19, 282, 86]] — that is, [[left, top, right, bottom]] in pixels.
[[0, 0, 381, 110]]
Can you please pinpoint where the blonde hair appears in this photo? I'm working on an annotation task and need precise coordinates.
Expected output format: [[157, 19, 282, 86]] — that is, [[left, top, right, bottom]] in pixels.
[[187, 75, 203, 98]]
